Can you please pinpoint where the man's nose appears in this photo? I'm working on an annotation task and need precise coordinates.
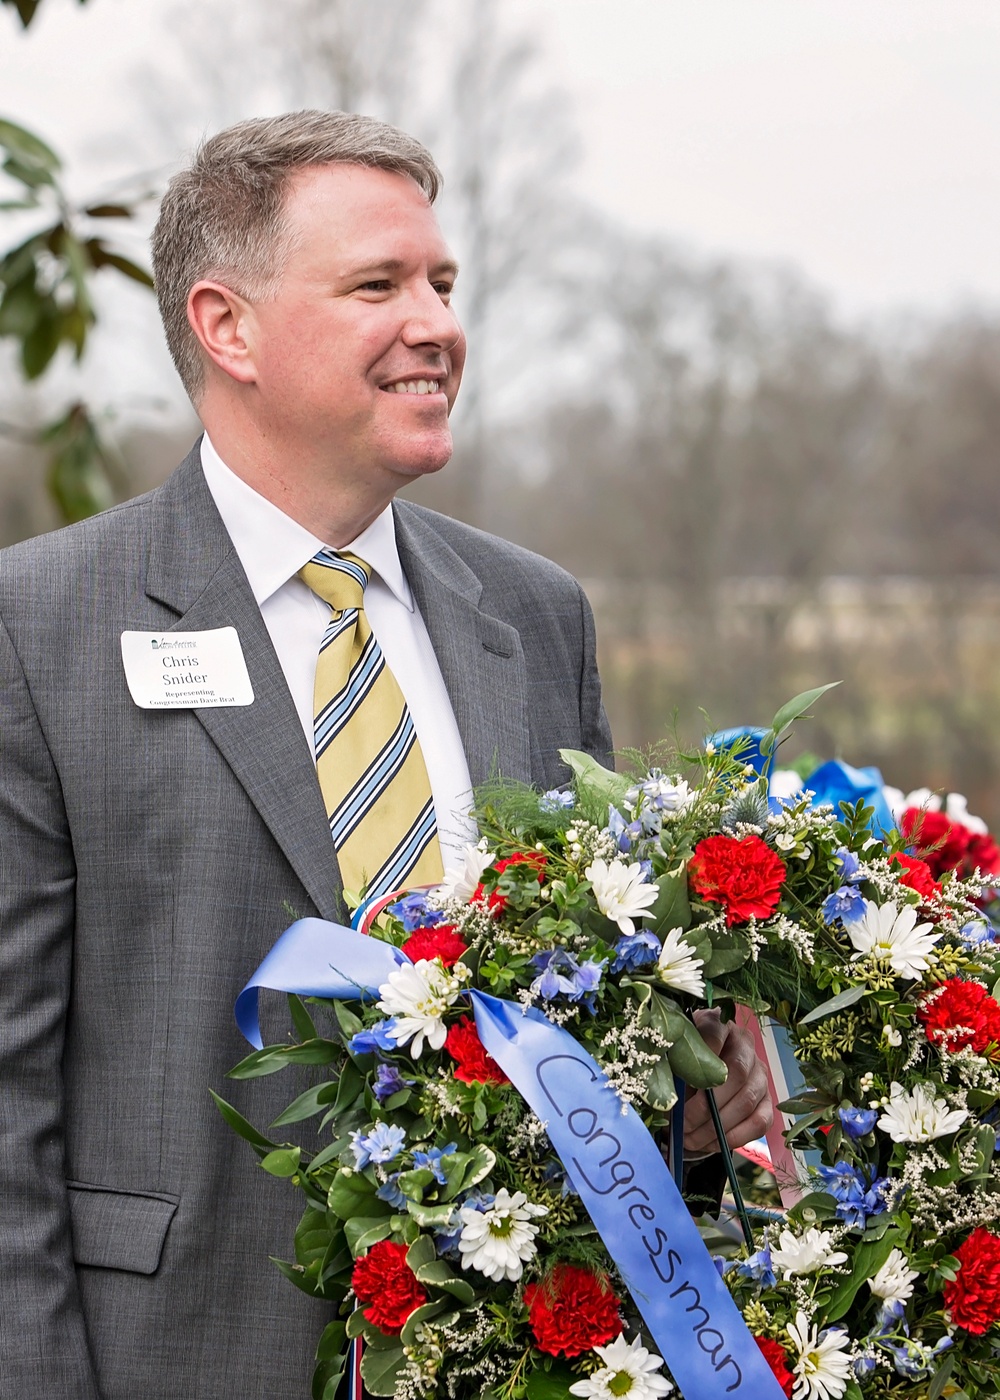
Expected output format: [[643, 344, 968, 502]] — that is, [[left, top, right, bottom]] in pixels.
[[401, 282, 463, 349]]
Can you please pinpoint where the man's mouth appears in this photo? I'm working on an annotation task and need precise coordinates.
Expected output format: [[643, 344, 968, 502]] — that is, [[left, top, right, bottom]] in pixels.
[[380, 378, 441, 396]]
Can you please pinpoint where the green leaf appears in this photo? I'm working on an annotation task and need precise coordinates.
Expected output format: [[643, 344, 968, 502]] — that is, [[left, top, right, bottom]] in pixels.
[[327, 1169, 377, 1221], [666, 1017, 728, 1089], [928, 1352, 955, 1400], [399, 1300, 450, 1347], [260, 1147, 301, 1178], [642, 1054, 677, 1111], [824, 1231, 902, 1322], [21, 307, 60, 378], [209, 1088, 279, 1156], [799, 984, 868, 1026], [359, 1341, 407, 1396], [650, 865, 692, 935], [288, 993, 319, 1042], [85, 241, 154, 288], [334, 1001, 364, 1041], [701, 926, 751, 977], [405, 1233, 437, 1274], [344, 1215, 393, 1253], [84, 202, 134, 218], [525, 1363, 578, 1400], [558, 748, 632, 806], [768, 683, 841, 745], [412, 1259, 476, 1304], [227, 1038, 340, 1078], [271, 1255, 329, 1297], [270, 1080, 338, 1127], [440, 1143, 496, 1201], [0, 117, 61, 174], [313, 1320, 348, 1400]]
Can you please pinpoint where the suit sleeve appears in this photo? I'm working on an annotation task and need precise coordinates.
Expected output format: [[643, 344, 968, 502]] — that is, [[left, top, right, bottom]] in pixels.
[[0, 614, 100, 1395], [576, 581, 614, 768]]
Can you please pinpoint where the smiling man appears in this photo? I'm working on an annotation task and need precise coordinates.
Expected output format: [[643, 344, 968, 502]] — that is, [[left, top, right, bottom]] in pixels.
[[0, 112, 769, 1398]]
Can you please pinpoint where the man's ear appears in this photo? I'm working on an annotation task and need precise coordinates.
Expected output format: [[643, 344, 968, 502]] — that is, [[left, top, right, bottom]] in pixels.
[[187, 280, 258, 385]]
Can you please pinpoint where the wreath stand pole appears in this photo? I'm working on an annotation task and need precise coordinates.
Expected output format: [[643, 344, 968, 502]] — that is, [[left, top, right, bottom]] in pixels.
[[706, 1087, 755, 1249]]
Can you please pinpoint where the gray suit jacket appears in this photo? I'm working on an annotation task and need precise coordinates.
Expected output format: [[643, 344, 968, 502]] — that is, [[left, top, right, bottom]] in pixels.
[[0, 446, 611, 1399]]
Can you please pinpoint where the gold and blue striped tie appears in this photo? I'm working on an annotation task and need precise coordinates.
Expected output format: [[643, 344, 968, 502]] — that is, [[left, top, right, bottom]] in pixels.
[[299, 549, 444, 901]]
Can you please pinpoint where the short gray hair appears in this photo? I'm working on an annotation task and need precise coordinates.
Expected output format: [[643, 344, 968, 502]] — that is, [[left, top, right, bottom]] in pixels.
[[151, 110, 442, 400]]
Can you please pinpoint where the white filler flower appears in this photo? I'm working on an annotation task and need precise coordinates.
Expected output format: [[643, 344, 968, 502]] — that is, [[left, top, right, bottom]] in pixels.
[[377, 959, 469, 1058], [847, 899, 940, 980], [458, 1188, 548, 1282], [586, 858, 658, 935], [787, 1311, 853, 1400], [569, 1334, 674, 1400], [877, 1080, 969, 1143], [435, 839, 495, 902], [656, 927, 706, 998], [868, 1247, 920, 1304], [771, 1227, 848, 1279]]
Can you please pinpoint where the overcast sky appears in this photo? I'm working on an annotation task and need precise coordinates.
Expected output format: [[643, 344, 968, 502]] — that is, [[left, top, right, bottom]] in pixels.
[[2, 0, 999, 323]]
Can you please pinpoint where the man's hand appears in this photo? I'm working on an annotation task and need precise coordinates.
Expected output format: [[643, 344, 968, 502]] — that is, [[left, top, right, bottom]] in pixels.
[[682, 1008, 773, 1158]]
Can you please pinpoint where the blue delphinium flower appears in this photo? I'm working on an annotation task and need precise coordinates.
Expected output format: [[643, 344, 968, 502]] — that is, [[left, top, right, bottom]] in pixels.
[[606, 806, 634, 854], [388, 891, 445, 932], [839, 1106, 879, 1139], [611, 929, 662, 973], [412, 1143, 458, 1184], [822, 885, 866, 926], [886, 1336, 951, 1379], [530, 948, 606, 1011], [350, 1122, 407, 1169], [817, 1161, 889, 1228], [375, 1173, 408, 1209], [372, 1063, 414, 1104], [835, 848, 863, 883], [736, 1242, 776, 1288], [540, 788, 575, 812], [960, 919, 996, 947], [349, 1018, 399, 1055]]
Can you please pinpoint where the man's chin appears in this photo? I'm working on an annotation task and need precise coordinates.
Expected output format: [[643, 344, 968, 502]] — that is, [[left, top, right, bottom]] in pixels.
[[386, 433, 455, 482]]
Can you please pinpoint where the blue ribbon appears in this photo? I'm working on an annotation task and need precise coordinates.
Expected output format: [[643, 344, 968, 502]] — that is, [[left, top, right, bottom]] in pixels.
[[804, 758, 896, 838], [235, 920, 785, 1399]]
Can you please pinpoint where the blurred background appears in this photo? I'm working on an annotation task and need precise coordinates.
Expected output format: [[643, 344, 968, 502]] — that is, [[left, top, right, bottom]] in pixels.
[[3, 0, 1000, 818]]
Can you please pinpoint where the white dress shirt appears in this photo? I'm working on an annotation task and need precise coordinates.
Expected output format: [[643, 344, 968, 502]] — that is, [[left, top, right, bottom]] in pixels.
[[199, 436, 475, 870]]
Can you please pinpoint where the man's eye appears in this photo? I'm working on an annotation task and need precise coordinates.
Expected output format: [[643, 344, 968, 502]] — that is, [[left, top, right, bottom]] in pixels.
[[359, 280, 392, 292], [433, 282, 454, 299]]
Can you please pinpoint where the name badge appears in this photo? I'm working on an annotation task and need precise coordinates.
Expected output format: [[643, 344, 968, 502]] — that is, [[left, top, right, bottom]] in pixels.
[[121, 628, 255, 708]]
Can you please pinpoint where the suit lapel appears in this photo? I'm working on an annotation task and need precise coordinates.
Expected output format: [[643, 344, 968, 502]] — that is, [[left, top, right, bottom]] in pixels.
[[143, 450, 346, 922], [393, 502, 531, 787]]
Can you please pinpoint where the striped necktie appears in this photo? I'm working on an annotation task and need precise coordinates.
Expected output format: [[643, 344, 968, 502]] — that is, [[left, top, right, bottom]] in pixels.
[[299, 548, 444, 902]]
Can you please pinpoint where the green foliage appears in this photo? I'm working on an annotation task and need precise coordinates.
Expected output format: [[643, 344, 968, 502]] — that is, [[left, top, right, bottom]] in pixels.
[[2, 0, 88, 28], [0, 110, 156, 521]]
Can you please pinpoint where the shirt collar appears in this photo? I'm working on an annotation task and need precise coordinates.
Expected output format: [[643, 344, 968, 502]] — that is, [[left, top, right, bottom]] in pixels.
[[199, 434, 413, 610]]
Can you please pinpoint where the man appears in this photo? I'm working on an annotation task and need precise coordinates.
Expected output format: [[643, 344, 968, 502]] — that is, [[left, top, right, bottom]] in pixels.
[[0, 111, 770, 1398]]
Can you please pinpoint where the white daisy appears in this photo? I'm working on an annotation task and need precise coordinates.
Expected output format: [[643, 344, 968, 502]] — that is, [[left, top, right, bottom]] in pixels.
[[457, 1187, 547, 1282], [569, 1334, 674, 1400], [586, 858, 658, 935], [847, 899, 940, 980], [377, 958, 470, 1058], [434, 839, 496, 902], [868, 1247, 919, 1304], [656, 927, 706, 998], [771, 1227, 848, 1279], [876, 1080, 968, 1143], [787, 1311, 853, 1400]]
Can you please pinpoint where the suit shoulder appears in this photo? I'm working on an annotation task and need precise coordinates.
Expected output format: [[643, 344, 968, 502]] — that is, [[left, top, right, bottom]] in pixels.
[[395, 500, 584, 596]]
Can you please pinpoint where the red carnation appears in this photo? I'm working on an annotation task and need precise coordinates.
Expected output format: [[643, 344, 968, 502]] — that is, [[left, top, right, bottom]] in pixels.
[[944, 1228, 1000, 1334], [967, 831, 1000, 881], [473, 852, 547, 916], [524, 1264, 622, 1357], [754, 1336, 795, 1398], [444, 1015, 510, 1084], [900, 808, 971, 880], [351, 1240, 427, 1334], [918, 978, 1000, 1057], [890, 851, 942, 903], [401, 924, 468, 967], [688, 834, 786, 927]]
